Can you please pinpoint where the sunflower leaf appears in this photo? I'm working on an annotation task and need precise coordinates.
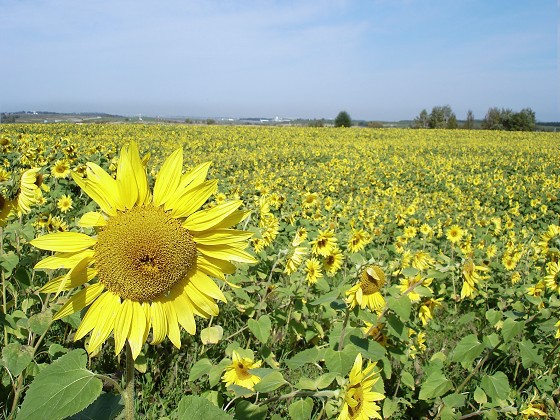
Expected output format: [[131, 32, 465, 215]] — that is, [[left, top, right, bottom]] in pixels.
[[173, 395, 231, 420], [17, 349, 103, 420]]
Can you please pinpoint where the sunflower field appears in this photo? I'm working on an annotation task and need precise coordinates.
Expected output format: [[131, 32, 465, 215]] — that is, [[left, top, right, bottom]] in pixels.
[[1, 124, 559, 420]]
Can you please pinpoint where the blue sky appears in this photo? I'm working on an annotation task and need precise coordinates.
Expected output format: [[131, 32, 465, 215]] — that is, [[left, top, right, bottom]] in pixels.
[[1, 0, 558, 121]]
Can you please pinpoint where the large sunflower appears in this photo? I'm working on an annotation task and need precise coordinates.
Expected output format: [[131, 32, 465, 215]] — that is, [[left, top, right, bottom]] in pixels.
[[31, 141, 255, 359]]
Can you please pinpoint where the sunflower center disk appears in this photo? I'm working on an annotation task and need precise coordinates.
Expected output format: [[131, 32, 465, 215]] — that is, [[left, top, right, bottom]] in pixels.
[[359, 267, 385, 295], [95, 205, 197, 302]]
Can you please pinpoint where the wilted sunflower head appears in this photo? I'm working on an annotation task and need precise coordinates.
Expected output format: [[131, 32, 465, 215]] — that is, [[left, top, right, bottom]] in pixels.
[[359, 265, 385, 295]]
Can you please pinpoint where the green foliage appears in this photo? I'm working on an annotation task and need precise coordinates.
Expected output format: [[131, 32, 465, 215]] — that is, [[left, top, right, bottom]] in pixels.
[[334, 111, 351, 127]]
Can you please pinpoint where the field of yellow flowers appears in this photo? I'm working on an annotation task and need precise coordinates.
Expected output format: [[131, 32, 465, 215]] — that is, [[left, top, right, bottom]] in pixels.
[[1, 123, 559, 419]]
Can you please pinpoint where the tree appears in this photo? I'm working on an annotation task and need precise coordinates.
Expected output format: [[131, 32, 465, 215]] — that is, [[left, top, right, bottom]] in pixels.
[[413, 109, 429, 128], [510, 108, 536, 131], [334, 111, 352, 127], [446, 114, 458, 129], [481, 107, 503, 130], [463, 110, 475, 129], [428, 105, 455, 129]]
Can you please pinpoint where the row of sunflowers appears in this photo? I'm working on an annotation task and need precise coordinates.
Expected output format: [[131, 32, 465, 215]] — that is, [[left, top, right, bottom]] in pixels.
[[1, 124, 559, 419]]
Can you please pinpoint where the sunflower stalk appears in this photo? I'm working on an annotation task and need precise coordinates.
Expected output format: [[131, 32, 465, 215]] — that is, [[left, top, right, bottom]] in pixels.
[[124, 342, 136, 420]]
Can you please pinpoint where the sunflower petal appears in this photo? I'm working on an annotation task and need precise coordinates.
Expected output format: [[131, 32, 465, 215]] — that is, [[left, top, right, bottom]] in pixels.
[[149, 300, 167, 345], [184, 283, 219, 316], [179, 161, 212, 190], [71, 172, 117, 217], [183, 200, 243, 232], [167, 179, 218, 217], [86, 162, 125, 211], [153, 147, 183, 207], [197, 243, 257, 264], [53, 282, 105, 320], [79, 212, 107, 228], [113, 299, 133, 355], [34, 249, 94, 270], [192, 229, 253, 245], [75, 291, 112, 341], [189, 270, 227, 302], [31, 232, 97, 253], [88, 292, 120, 354], [169, 291, 196, 335], [116, 144, 139, 209], [211, 210, 251, 230], [162, 300, 181, 348], [128, 301, 147, 359], [128, 141, 150, 206]]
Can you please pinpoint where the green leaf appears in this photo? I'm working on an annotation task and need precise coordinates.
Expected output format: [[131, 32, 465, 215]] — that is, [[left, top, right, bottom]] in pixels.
[[501, 318, 524, 343], [314, 372, 338, 389], [200, 326, 223, 345], [234, 400, 267, 420], [28, 310, 53, 336], [382, 398, 399, 418], [324, 348, 355, 376], [519, 339, 544, 369], [450, 334, 484, 368], [401, 371, 415, 390], [253, 371, 287, 393], [68, 393, 123, 420], [17, 349, 103, 420], [401, 267, 419, 277], [387, 295, 411, 320], [418, 371, 453, 400], [174, 395, 230, 420], [288, 398, 313, 420], [2, 343, 34, 376], [294, 377, 316, 390], [473, 387, 487, 404], [0, 251, 19, 275], [248, 315, 272, 344], [442, 393, 465, 408], [309, 289, 340, 306], [480, 371, 510, 402], [189, 358, 213, 382], [485, 309, 502, 326], [285, 347, 319, 370]]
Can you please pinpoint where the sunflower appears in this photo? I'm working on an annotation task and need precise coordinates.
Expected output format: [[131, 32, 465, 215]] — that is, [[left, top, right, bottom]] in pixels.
[[338, 353, 384, 420], [0, 193, 13, 226], [544, 261, 560, 293], [446, 225, 464, 244], [284, 246, 307, 275], [461, 259, 489, 299], [221, 350, 262, 391], [57, 194, 73, 213], [51, 159, 71, 178], [346, 265, 386, 312], [15, 168, 43, 215], [31, 141, 255, 359], [311, 229, 338, 257], [347, 229, 370, 253], [305, 257, 323, 284], [323, 247, 344, 277]]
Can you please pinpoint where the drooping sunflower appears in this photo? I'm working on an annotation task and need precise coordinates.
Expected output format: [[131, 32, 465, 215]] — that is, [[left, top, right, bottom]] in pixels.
[[31, 141, 255, 359], [0, 193, 13, 226], [221, 350, 262, 391], [338, 353, 384, 420], [305, 257, 323, 284], [461, 258, 489, 299], [17, 168, 42, 215], [346, 265, 386, 312]]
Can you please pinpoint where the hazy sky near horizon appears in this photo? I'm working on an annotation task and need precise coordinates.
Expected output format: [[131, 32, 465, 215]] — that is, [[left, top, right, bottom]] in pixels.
[[1, 0, 558, 121]]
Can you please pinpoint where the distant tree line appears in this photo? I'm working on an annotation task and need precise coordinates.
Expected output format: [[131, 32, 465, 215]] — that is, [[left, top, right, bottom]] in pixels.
[[413, 106, 536, 131]]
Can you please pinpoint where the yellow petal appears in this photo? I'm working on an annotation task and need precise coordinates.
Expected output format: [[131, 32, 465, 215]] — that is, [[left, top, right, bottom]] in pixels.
[[85, 162, 125, 211], [192, 228, 253, 245], [169, 291, 196, 335], [79, 212, 107, 228], [162, 300, 181, 348], [87, 292, 120, 354], [128, 301, 147, 359], [149, 300, 167, 345], [113, 299, 133, 355], [184, 282, 219, 316], [75, 290, 112, 340], [189, 270, 226, 302], [167, 179, 218, 217], [71, 172, 117, 217], [31, 232, 97, 253], [197, 243, 257, 264], [183, 200, 243, 232], [116, 144, 138, 209], [196, 255, 236, 280], [34, 249, 94, 270], [179, 161, 212, 190], [53, 282, 105, 320], [127, 141, 150, 206], [211, 210, 250, 230], [153, 147, 183, 207]]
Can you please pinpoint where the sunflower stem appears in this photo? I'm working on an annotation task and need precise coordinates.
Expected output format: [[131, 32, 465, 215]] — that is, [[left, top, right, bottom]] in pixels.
[[338, 307, 351, 351], [124, 342, 135, 420], [1, 227, 8, 347]]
